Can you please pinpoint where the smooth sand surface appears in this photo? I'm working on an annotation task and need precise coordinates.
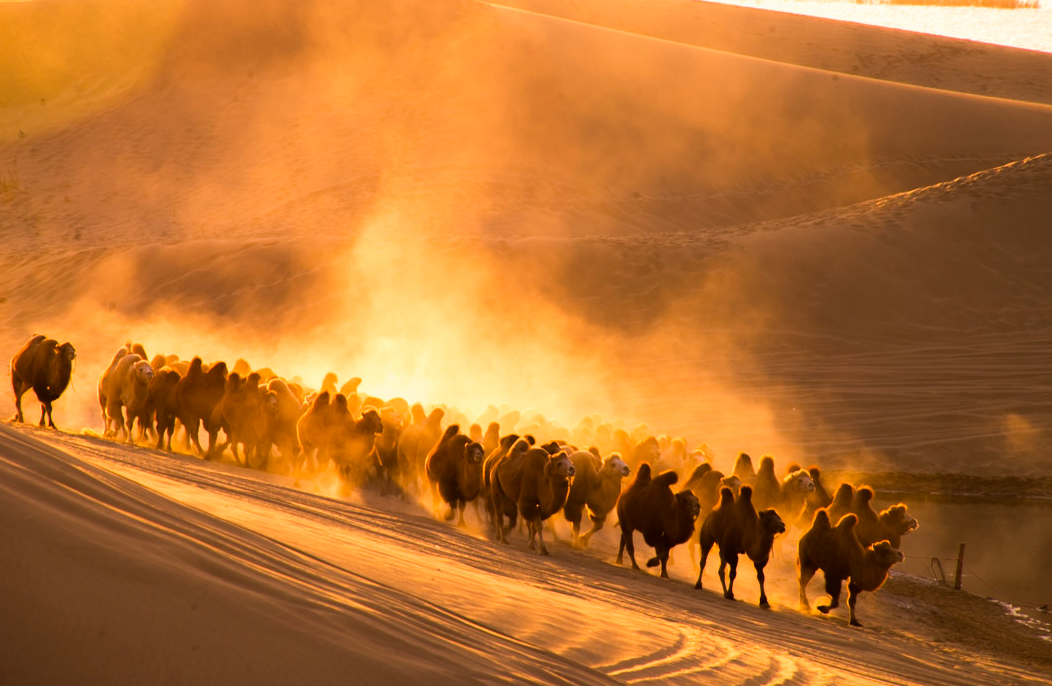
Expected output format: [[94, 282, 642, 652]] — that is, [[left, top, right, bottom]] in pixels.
[[2, 0, 1051, 682]]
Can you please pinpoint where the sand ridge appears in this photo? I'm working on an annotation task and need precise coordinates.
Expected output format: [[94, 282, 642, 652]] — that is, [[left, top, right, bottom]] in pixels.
[[3, 422, 1050, 685]]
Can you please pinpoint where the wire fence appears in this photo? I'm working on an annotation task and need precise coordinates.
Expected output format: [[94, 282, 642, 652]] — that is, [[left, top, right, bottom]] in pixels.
[[912, 548, 1049, 614]]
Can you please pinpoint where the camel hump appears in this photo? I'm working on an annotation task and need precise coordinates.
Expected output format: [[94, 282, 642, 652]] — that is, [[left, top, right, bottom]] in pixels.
[[738, 484, 754, 503], [653, 470, 679, 489], [718, 486, 735, 507], [855, 486, 875, 502], [835, 513, 859, 531], [686, 462, 711, 486], [633, 462, 653, 486], [442, 424, 460, 439], [312, 391, 330, 409], [811, 508, 832, 530]]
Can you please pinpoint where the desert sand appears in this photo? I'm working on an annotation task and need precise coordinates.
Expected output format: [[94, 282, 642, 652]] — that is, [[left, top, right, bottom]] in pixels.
[[2, 0, 1052, 683]]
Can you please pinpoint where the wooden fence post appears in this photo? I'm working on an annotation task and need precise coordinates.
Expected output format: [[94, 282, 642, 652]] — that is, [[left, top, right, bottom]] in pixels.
[[953, 543, 965, 590]]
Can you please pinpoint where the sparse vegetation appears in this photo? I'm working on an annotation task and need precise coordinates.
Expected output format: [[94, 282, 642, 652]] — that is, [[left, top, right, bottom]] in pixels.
[[0, 164, 23, 199]]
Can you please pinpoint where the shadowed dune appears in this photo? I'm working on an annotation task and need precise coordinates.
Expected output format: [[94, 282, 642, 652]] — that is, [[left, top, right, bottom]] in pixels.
[[4, 423, 1051, 684]]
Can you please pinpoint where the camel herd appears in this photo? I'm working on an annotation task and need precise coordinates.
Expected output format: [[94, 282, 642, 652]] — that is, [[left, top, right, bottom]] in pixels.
[[9, 334, 920, 627]]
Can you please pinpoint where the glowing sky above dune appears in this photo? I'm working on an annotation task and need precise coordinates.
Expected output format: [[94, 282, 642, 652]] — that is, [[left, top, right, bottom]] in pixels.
[[707, 0, 1052, 53]]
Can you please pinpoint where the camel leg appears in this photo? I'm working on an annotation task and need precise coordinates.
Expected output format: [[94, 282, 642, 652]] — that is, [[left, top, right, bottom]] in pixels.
[[619, 530, 640, 570], [847, 581, 864, 627], [456, 500, 467, 527], [535, 519, 549, 556], [695, 541, 713, 589], [108, 402, 126, 439], [39, 402, 49, 428], [430, 482, 442, 518], [578, 515, 605, 550], [491, 495, 507, 544], [125, 408, 137, 444], [727, 557, 739, 600], [755, 560, 771, 609], [155, 417, 167, 450], [12, 378, 28, 423], [816, 574, 843, 614], [720, 553, 738, 600], [186, 419, 206, 456], [798, 562, 817, 610]]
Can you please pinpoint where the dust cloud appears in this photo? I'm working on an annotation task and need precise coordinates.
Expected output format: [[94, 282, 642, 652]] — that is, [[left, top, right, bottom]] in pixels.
[[5, 0, 1052, 477]]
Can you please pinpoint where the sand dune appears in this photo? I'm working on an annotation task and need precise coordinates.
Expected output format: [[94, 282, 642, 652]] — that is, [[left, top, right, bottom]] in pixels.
[[3, 0, 1052, 472], [3, 0, 1052, 679]]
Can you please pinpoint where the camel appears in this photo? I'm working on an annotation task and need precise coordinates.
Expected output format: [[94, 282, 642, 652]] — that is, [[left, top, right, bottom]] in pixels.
[[625, 435, 660, 471], [485, 436, 529, 536], [373, 405, 405, 497], [491, 445, 576, 555], [148, 368, 182, 452], [558, 451, 630, 549], [759, 467, 816, 523], [206, 372, 246, 459], [826, 483, 855, 525], [425, 425, 485, 526], [331, 407, 384, 491], [850, 486, 919, 548], [616, 464, 701, 578], [752, 455, 783, 510], [684, 465, 742, 565], [226, 373, 270, 468], [295, 390, 332, 478], [732, 452, 757, 487], [11, 334, 77, 429], [172, 357, 228, 455], [694, 485, 785, 608], [261, 377, 307, 465], [798, 510, 904, 627], [397, 406, 445, 494], [98, 352, 155, 442], [798, 466, 834, 528], [481, 421, 500, 457]]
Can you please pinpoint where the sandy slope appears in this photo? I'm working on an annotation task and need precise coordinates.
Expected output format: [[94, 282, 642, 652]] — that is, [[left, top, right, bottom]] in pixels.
[[2, 423, 1049, 685], [2, 0, 1052, 679]]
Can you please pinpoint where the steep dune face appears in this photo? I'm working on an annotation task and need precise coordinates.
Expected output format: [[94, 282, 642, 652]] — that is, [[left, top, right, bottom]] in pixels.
[[2, 0, 1051, 473]]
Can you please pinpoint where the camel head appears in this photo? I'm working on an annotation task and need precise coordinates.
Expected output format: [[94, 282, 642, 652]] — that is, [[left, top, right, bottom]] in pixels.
[[601, 453, 630, 479], [880, 504, 919, 536], [464, 441, 484, 464], [759, 508, 786, 536], [132, 360, 155, 385], [870, 540, 905, 568], [547, 451, 576, 480], [361, 408, 384, 434], [676, 490, 702, 522], [783, 469, 816, 496], [57, 342, 76, 363]]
